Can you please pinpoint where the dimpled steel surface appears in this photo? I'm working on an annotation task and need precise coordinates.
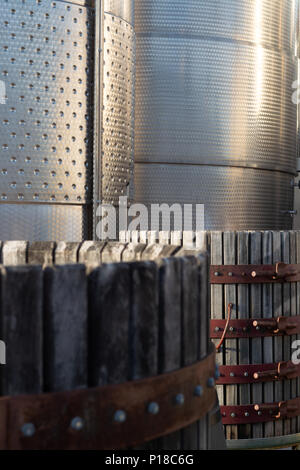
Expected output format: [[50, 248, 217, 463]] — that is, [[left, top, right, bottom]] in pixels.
[[101, 9, 135, 205], [0, 0, 94, 240], [134, 0, 299, 230]]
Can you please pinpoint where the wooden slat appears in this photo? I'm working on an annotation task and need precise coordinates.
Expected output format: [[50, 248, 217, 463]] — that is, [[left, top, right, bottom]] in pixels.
[[2, 241, 27, 266], [88, 263, 131, 386], [139, 231, 148, 244], [198, 253, 209, 450], [196, 231, 208, 252], [273, 231, 284, 437], [224, 231, 238, 440], [54, 242, 81, 264], [181, 256, 199, 450], [296, 231, 300, 433], [159, 231, 171, 245], [262, 231, 274, 438], [170, 231, 183, 247], [157, 257, 182, 450], [237, 231, 251, 439], [210, 232, 224, 415], [0, 266, 43, 395], [290, 231, 297, 435], [282, 231, 291, 437], [101, 242, 127, 263], [142, 244, 178, 261], [130, 261, 159, 450], [28, 242, 55, 266], [122, 243, 146, 262], [147, 231, 159, 244], [182, 232, 195, 249], [131, 231, 140, 244], [43, 265, 88, 392], [250, 231, 263, 439], [78, 241, 106, 270]]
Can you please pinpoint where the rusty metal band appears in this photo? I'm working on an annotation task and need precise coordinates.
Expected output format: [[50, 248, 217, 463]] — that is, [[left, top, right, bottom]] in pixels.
[[0, 348, 216, 450], [217, 362, 300, 385], [221, 397, 300, 425], [210, 263, 300, 284], [211, 316, 300, 338]]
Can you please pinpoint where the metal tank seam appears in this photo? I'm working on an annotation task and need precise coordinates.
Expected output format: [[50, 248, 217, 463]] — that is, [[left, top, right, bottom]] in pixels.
[[134, 161, 298, 177], [135, 32, 298, 60]]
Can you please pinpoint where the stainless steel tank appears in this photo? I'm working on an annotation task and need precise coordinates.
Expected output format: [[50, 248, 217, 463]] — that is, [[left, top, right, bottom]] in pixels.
[[0, 0, 95, 241], [0, 0, 135, 241], [93, 0, 135, 226], [134, 0, 299, 230]]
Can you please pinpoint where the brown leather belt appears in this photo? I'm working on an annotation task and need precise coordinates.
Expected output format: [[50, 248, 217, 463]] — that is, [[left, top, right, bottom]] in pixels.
[[221, 398, 300, 425], [211, 316, 300, 338], [217, 362, 300, 385], [0, 347, 216, 450], [210, 263, 300, 284]]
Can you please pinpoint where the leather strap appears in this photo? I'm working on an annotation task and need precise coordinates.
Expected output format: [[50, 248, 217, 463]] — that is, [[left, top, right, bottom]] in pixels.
[[0, 348, 216, 450], [210, 263, 300, 284], [217, 362, 300, 385], [221, 397, 300, 425], [211, 316, 300, 338]]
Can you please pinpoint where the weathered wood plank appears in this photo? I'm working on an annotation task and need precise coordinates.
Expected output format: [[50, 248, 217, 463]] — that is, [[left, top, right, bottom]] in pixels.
[[121, 243, 146, 262], [129, 261, 159, 450], [142, 244, 178, 261], [282, 232, 291, 437], [0, 266, 43, 395], [54, 242, 81, 265], [296, 231, 300, 433], [2, 241, 27, 266], [88, 263, 131, 386], [43, 265, 88, 392], [157, 257, 182, 450], [170, 231, 183, 247], [196, 231, 208, 252], [224, 231, 238, 441], [290, 231, 297, 435], [262, 231, 274, 438], [198, 253, 210, 450], [139, 231, 148, 244], [101, 242, 127, 263], [158, 231, 171, 245], [250, 231, 263, 439], [237, 231, 251, 440], [78, 241, 106, 270], [28, 242, 55, 266], [182, 231, 195, 249], [273, 231, 284, 437], [181, 256, 199, 450], [131, 231, 140, 244], [210, 232, 224, 414]]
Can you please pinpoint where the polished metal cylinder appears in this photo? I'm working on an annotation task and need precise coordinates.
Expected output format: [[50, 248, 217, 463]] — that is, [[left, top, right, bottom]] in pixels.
[[0, 0, 135, 241], [99, 0, 135, 207], [134, 0, 299, 230], [0, 0, 95, 241]]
